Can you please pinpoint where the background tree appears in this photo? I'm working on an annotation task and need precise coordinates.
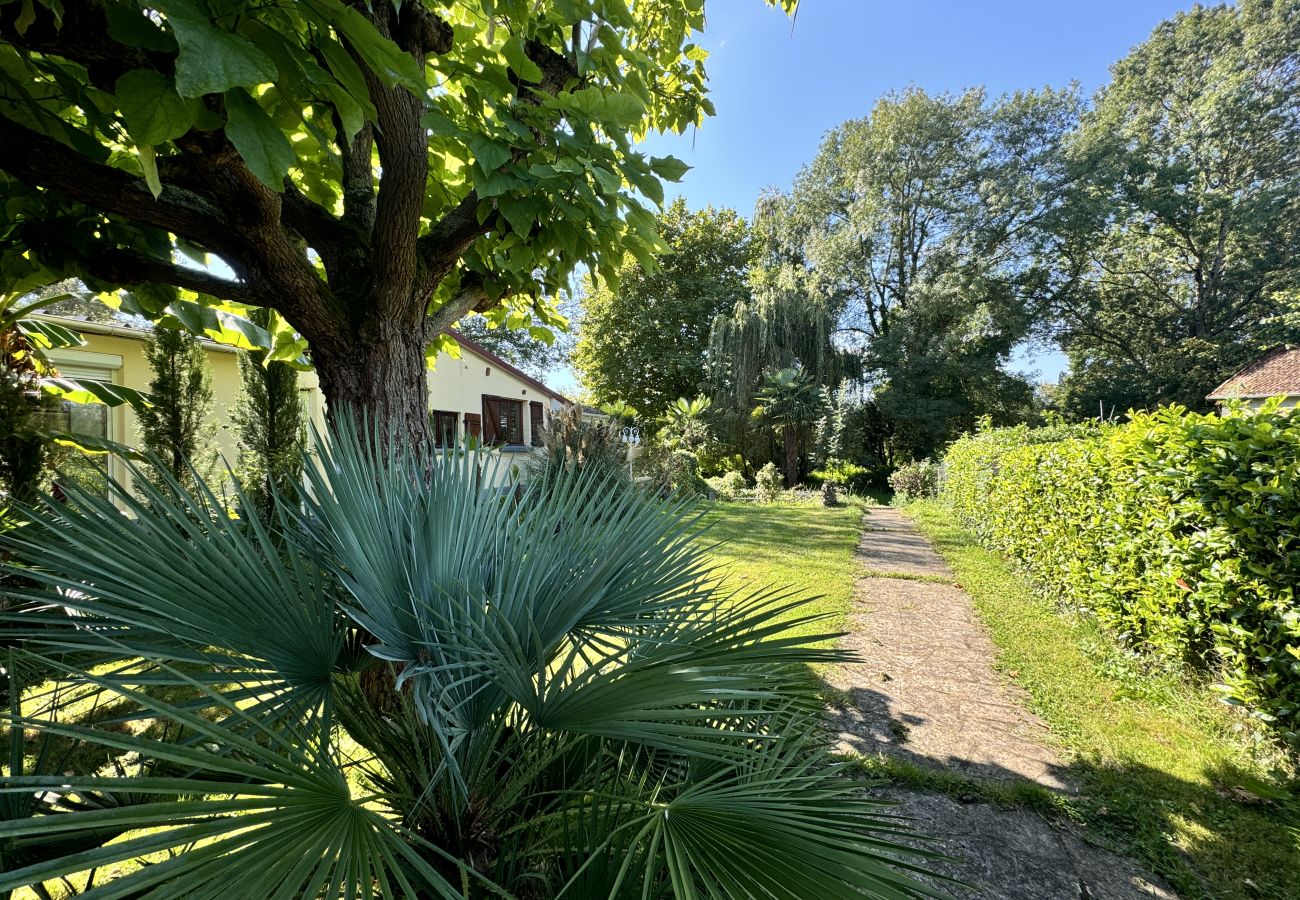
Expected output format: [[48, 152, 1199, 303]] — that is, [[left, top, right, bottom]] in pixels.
[[574, 199, 753, 417], [751, 367, 822, 487], [234, 308, 305, 516], [137, 327, 217, 492], [1, 0, 794, 445], [787, 86, 1079, 457], [658, 395, 713, 453], [1047, 0, 1300, 416], [704, 191, 846, 468]]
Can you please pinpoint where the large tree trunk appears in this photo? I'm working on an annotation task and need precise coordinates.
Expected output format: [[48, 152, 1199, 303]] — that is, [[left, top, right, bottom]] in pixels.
[[782, 424, 799, 488], [310, 320, 432, 448]]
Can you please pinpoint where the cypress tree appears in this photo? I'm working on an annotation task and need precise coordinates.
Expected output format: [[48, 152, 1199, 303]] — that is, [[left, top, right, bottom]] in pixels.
[[233, 309, 304, 516], [137, 327, 217, 494]]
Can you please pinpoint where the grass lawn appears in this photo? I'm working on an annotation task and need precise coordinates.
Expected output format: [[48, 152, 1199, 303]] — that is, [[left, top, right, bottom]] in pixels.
[[908, 500, 1299, 900], [698, 499, 866, 645]]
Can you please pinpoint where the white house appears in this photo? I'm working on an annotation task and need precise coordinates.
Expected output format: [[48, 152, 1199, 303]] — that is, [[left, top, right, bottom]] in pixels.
[[36, 313, 569, 491]]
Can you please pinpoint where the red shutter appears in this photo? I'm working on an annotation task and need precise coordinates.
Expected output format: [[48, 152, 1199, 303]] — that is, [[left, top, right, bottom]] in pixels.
[[529, 401, 544, 446], [481, 396, 501, 445], [464, 413, 482, 444]]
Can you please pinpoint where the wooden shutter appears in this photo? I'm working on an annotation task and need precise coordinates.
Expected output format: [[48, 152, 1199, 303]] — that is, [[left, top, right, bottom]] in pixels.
[[529, 401, 544, 446], [464, 413, 482, 444], [481, 396, 501, 445]]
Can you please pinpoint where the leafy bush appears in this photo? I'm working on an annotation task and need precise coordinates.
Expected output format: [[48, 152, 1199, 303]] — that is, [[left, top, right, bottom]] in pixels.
[[706, 470, 748, 501], [0, 424, 935, 897], [755, 462, 783, 503], [888, 460, 938, 502], [942, 403, 1300, 736], [638, 442, 710, 497], [810, 458, 873, 494]]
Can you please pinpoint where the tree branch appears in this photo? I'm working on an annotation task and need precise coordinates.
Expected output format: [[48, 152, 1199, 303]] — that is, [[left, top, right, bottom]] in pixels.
[[0, 114, 245, 262], [416, 193, 488, 287], [424, 273, 494, 336], [82, 248, 255, 304]]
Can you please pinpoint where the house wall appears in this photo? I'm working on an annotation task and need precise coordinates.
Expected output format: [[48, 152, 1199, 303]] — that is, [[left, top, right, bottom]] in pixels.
[[46, 327, 251, 491], [43, 318, 564, 492], [1214, 395, 1299, 413]]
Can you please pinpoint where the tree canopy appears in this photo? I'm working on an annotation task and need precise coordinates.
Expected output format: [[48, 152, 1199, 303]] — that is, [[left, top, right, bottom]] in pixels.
[[573, 198, 752, 417], [1047, 0, 1300, 415], [1, 0, 794, 442], [737, 86, 1077, 458]]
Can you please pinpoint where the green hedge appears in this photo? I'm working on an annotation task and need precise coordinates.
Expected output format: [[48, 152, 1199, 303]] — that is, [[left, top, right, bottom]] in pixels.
[[942, 404, 1300, 736]]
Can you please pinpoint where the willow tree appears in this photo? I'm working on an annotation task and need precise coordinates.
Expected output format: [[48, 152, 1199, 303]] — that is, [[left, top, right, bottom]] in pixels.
[[0, 0, 793, 444], [706, 192, 842, 423]]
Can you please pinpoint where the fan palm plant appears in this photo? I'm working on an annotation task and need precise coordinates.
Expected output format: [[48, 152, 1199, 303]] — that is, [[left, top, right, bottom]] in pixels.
[[0, 421, 938, 898], [658, 396, 713, 453], [751, 367, 824, 488]]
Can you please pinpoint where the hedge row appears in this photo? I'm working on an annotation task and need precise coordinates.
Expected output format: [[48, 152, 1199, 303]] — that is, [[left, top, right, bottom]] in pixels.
[[941, 404, 1300, 737]]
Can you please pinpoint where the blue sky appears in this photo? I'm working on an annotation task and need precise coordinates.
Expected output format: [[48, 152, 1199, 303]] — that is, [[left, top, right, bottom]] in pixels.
[[626, 0, 1197, 386]]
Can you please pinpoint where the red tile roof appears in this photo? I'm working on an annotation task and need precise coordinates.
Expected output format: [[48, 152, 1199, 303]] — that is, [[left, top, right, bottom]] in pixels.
[[1207, 347, 1300, 400]]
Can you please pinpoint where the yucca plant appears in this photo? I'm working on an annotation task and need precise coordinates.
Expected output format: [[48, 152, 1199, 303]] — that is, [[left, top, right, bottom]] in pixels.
[[0, 421, 938, 898]]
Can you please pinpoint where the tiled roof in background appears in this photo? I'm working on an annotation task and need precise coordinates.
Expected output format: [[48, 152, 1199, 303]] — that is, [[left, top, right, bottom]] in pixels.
[[1207, 346, 1300, 399]]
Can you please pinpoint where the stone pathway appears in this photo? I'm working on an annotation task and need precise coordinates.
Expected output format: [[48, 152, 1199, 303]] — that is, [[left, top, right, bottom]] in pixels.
[[829, 506, 1176, 900]]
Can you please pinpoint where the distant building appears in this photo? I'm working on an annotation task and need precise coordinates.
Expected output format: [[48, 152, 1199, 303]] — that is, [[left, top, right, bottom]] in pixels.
[[1206, 347, 1300, 411], [35, 313, 569, 492]]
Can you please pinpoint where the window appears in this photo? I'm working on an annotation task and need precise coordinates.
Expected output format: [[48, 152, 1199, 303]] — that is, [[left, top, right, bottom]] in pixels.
[[430, 410, 458, 448], [529, 401, 544, 447], [481, 395, 524, 445], [41, 359, 115, 495]]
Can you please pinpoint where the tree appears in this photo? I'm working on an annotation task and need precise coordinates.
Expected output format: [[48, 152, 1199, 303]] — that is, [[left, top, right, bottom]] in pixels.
[[137, 326, 217, 491], [658, 394, 712, 452], [787, 86, 1079, 455], [751, 366, 822, 487], [234, 308, 304, 516], [1048, 0, 1300, 416], [0, 428, 937, 896], [574, 199, 753, 418], [0, 0, 794, 445]]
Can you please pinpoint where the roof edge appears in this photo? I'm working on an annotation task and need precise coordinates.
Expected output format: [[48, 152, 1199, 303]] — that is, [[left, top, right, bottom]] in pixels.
[[444, 329, 569, 404]]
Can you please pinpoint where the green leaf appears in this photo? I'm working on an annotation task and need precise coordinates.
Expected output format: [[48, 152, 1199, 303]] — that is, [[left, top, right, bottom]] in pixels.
[[600, 91, 647, 128], [17, 318, 85, 351], [497, 196, 543, 235], [137, 143, 162, 199], [154, 0, 278, 98], [116, 69, 194, 145], [467, 134, 511, 172], [224, 89, 296, 189], [502, 36, 543, 83], [305, 0, 425, 92], [41, 376, 151, 408], [650, 155, 690, 183]]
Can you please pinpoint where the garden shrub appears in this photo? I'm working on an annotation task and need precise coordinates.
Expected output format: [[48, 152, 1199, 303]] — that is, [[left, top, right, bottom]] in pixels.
[[941, 403, 1300, 736], [810, 458, 878, 495], [888, 460, 938, 502], [705, 470, 748, 501], [639, 442, 709, 497], [754, 462, 783, 503]]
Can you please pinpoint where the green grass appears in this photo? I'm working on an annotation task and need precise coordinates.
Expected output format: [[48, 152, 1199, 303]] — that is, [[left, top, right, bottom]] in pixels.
[[908, 500, 1299, 900], [851, 752, 1072, 819], [699, 499, 867, 644]]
